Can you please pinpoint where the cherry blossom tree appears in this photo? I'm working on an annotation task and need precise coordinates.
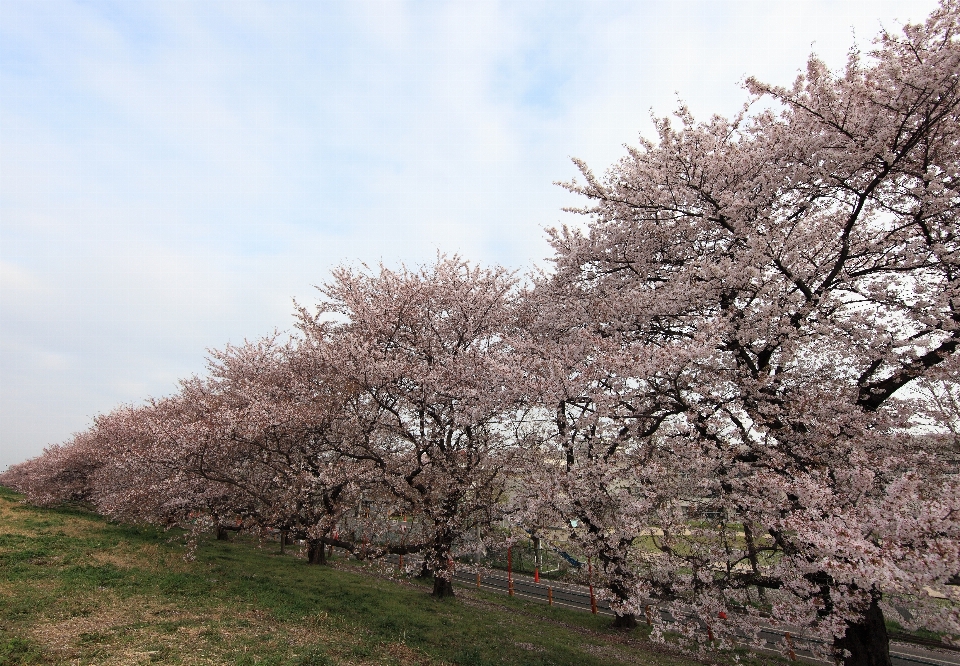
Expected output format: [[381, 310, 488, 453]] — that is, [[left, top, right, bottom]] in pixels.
[[298, 257, 527, 597], [105, 336, 380, 562], [166, 338, 355, 560], [81, 401, 213, 528], [0, 332, 434, 565], [0, 432, 106, 507], [0, 401, 237, 536], [509, 282, 681, 630], [538, 2, 960, 663]]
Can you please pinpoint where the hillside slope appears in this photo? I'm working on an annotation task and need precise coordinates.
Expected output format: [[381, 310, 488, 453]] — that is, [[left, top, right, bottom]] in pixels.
[[0, 486, 757, 666]]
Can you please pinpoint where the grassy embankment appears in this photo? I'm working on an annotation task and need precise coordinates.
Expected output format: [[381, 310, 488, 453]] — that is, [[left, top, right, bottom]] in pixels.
[[0, 486, 784, 666]]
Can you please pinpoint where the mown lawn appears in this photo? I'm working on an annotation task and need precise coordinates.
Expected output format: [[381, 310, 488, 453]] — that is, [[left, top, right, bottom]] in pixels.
[[0, 486, 776, 666]]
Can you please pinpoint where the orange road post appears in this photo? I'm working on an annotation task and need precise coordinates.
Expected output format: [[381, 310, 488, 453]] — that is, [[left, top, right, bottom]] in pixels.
[[588, 557, 598, 614]]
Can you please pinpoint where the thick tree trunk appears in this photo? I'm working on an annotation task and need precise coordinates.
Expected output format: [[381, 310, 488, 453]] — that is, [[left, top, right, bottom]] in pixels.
[[603, 557, 637, 630], [425, 529, 455, 598], [216, 525, 230, 541], [279, 529, 288, 554], [307, 539, 327, 565], [416, 559, 433, 579], [612, 613, 638, 629], [433, 575, 455, 598], [834, 596, 892, 666]]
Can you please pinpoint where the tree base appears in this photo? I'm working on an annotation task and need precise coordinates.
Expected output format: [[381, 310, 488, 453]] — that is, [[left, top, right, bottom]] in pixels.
[[307, 540, 327, 565], [612, 613, 638, 629], [432, 576, 455, 598], [834, 597, 892, 666]]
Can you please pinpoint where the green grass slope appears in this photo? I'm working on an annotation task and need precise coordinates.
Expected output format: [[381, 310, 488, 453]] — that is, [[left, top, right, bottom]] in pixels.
[[0, 487, 769, 666]]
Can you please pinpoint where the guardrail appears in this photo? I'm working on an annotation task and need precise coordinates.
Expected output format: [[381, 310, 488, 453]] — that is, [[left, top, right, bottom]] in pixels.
[[450, 567, 959, 666]]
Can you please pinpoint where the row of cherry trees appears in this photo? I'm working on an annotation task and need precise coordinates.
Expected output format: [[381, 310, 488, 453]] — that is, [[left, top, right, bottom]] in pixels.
[[4, 4, 960, 664]]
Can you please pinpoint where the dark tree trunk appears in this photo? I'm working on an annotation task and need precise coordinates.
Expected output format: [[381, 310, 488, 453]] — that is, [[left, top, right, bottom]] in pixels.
[[416, 559, 433, 579], [603, 558, 637, 630], [279, 529, 288, 554], [425, 531, 455, 598], [216, 525, 230, 541], [433, 575, 455, 598], [834, 596, 892, 666], [307, 539, 327, 565], [612, 613, 637, 629]]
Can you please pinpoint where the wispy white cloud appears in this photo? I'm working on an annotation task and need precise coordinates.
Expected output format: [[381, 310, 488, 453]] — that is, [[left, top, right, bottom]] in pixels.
[[0, 0, 940, 468]]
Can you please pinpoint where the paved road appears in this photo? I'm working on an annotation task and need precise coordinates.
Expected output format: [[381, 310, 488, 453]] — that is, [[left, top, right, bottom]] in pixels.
[[453, 568, 960, 666]]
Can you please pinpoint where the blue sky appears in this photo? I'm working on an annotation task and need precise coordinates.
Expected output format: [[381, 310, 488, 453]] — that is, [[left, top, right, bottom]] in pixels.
[[0, 0, 940, 469]]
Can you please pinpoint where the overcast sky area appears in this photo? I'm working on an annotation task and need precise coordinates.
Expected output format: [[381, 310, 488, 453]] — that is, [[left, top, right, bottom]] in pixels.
[[0, 0, 941, 469]]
